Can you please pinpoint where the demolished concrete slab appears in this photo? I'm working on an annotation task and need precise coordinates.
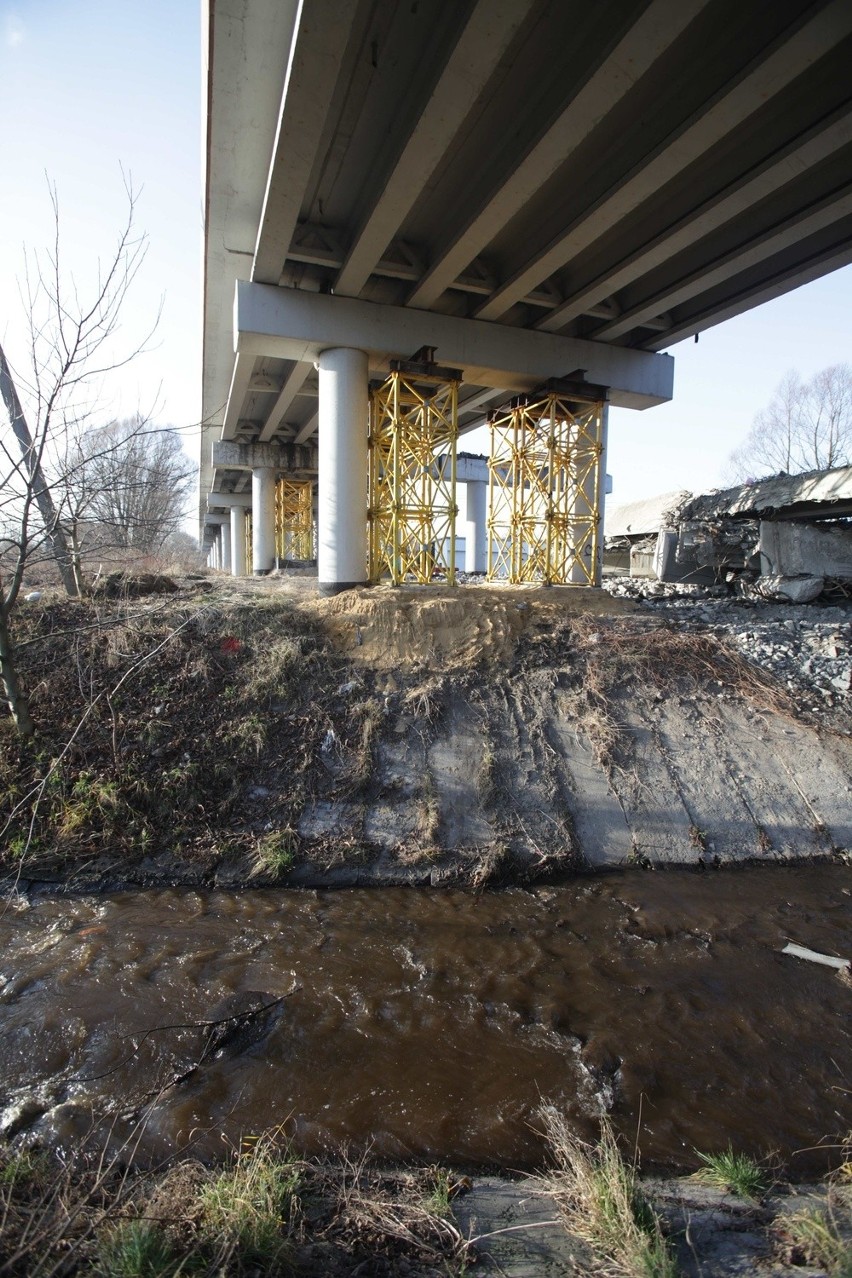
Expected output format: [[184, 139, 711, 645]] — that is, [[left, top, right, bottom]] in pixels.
[[607, 464, 852, 597]]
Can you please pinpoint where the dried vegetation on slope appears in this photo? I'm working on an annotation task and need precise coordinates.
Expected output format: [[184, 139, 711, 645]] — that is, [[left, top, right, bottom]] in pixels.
[[0, 576, 849, 891]]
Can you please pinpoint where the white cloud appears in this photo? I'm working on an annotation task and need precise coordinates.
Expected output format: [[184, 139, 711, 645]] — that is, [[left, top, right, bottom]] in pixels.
[[5, 13, 25, 48]]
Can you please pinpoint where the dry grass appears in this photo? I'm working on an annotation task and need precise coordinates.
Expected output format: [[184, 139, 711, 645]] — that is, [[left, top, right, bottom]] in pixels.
[[320, 1146, 471, 1270], [778, 1194, 852, 1276], [0, 1130, 471, 1277], [539, 1105, 677, 1278], [417, 772, 442, 848], [551, 617, 798, 773]]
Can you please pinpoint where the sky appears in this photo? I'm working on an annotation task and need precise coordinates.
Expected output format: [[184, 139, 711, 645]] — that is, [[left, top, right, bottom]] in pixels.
[[2, 0, 850, 516]]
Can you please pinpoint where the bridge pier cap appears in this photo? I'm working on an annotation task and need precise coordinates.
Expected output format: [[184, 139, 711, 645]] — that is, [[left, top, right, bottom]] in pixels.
[[234, 283, 673, 409]]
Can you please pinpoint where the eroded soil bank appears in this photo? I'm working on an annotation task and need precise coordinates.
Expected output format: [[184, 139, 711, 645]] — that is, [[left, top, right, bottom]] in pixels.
[[1, 574, 849, 893]]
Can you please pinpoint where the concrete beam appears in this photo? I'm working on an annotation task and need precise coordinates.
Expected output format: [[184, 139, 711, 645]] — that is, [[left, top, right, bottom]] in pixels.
[[334, 0, 537, 298], [407, 0, 711, 311], [252, 0, 359, 285], [538, 100, 852, 333], [638, 238, 852, 350], [212, 438, 318, 472], [595, 182, 852, 341], [235, 283, 673, 410], [475, 0, 852, 322], [456, 456, 490, 484], [222, 350, 256, 440], [258, 359, 314, 441]]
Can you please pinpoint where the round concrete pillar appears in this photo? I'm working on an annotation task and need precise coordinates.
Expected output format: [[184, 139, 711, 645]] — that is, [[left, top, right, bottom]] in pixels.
[[220, 522, 232, 574], [569, 404, 608, 586], [230, 506, 247, 576], [252, 467, 277, 575], [317, 347, 369, 595], [592, 404, 609, 587], [463, 480, 488, 574]]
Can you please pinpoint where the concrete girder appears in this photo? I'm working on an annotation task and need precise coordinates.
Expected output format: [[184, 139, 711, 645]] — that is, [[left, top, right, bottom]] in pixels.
[[201, 0, 300, 520], [294, 412, 318, 445], [406, 0, 711, 312], [258, 360, 314, 441], [333, 0, 538, 298], [638, 237, 852, 351], [593, 181, 852, 341], [202, 0, 299, 419], [474, 0, 852, 323], [234, 283, 673, 410], [288, 223, 567, 311], [222, 351, 256, 439], [252, 0, 360, 286], [537, 99, 852, 333]]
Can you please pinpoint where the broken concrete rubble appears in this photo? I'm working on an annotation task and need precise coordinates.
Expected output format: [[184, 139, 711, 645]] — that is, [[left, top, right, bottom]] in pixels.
[[602, 577, 852, 716], [606, 464, 852, 599]]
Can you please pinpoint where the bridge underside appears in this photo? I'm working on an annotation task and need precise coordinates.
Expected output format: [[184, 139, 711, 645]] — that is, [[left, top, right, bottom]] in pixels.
[[202, 0, 852, 573]]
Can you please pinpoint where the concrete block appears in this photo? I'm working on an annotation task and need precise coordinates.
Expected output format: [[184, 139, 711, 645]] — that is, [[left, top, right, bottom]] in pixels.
[[760, 519, 852, 579]]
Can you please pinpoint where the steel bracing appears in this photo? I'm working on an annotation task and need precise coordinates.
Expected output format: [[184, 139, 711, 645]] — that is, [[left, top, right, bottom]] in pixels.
[[487, 391, 604, 586], [244, 510, 253, 575], [369, 365, 460, 585], [275, 478, 314, 561]]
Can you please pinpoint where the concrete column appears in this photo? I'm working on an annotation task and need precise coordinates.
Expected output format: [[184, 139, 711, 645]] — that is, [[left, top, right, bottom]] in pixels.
[[317, 346, 369, 595], [220, 522, 232, 574], [252, 467, 277, 574], [463, 480, 488, 573], [211, 533, 219, 571], [569, 401, 610, 585], [569, 403, 608, 585], [230, 506, 247, 576]]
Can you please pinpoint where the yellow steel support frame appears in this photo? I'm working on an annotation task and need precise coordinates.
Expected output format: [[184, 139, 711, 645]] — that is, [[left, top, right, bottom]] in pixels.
[[487, 392, 604, 586], [275, 478, 314, 561], [244, 511, 253, 575], [369, 370, 459, 585]]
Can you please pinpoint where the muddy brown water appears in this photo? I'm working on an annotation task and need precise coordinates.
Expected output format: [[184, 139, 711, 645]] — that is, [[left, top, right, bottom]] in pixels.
[[0, 866, 849, 1174]]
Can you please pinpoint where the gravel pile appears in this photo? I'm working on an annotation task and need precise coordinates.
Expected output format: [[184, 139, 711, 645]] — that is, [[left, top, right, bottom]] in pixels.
[[603, 576, 852, 721]]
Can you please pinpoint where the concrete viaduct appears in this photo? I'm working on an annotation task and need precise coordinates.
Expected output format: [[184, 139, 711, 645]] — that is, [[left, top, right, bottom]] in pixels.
[[200, 0, 852, 592]]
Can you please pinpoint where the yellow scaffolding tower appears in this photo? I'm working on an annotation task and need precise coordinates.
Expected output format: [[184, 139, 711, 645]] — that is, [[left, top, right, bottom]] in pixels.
[[275, 478, 314, 561], [368, 355, 460, 585], [487, 384, 606, 586], [244, 510, 253, 575]]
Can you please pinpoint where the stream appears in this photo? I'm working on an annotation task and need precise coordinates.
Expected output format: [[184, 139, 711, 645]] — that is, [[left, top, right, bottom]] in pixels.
[[0, 865, 849, 1173]]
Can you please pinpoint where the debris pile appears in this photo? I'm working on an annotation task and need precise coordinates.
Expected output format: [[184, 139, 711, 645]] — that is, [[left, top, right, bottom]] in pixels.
[[603, 577, 852, 718], [606, 464, 852, 599]]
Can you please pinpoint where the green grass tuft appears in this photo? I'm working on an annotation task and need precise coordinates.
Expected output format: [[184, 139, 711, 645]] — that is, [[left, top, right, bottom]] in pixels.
[[693, 1146, 766, 1199], [196, 1134, 299, 1272], [94, 1219, 179, 1278]]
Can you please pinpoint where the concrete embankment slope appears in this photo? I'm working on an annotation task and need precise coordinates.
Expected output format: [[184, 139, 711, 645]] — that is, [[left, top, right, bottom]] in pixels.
[[299, 583, 851, 879]]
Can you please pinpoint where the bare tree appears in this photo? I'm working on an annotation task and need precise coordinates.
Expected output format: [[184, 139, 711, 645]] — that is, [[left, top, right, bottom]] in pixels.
[[0, 176, 157, 736], [728, 364, 852, 481], [59, 415, 193, 563]]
